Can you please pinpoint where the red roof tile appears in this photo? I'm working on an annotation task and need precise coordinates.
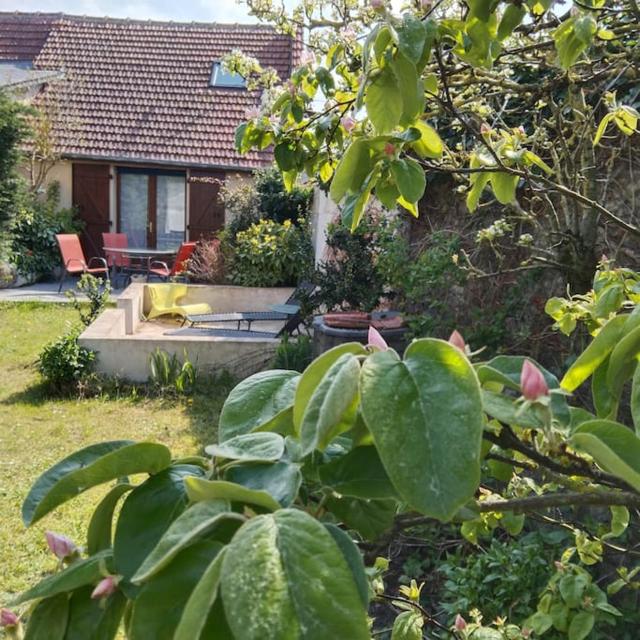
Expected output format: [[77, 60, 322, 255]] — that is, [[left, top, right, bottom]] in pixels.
[[0, 12, 299, 170]]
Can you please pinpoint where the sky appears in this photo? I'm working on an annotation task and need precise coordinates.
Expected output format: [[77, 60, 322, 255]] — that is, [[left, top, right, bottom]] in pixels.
[[0, 0, 273, 23]]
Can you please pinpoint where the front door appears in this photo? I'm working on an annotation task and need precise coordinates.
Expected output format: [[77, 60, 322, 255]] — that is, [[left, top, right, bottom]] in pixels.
[[117, 168, 186, 249], [72, 163, 111, 259]]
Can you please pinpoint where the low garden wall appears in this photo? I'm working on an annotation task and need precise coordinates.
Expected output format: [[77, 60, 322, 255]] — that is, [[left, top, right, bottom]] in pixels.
[[79, 283, 294, 382]]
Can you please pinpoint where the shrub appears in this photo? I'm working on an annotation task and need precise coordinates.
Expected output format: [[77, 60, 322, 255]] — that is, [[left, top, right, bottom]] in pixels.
[[67, 273, 111, 326], [9, 183, 81, 279], [313, 213, 395, 312], [228, 218, 313, 287], [440, 531, 567, 625], [271, 334, 313, 372], [38, 328, 96, 391], [253, 165, 313, 225], [186, 239, 226, 284]]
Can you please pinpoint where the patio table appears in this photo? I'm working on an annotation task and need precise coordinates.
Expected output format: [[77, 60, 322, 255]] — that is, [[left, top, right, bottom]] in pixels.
[[103, 247, 178, 284]]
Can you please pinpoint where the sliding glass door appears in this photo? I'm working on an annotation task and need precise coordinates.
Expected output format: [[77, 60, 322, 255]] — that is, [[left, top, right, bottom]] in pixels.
[[118, 168, 186, 249]]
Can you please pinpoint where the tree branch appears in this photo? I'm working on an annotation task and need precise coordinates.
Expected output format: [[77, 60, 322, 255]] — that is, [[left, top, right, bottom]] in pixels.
[[478, 490, 640, 513]]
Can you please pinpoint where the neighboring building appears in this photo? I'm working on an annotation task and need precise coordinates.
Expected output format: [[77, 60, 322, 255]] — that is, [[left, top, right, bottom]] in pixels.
[[0, 12, 301, 257]]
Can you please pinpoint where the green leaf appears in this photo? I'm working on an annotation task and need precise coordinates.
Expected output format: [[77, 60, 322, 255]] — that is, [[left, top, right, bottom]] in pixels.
[[498, 4, 526, 40], [592, 356, 619, 419], [130, 541, 223, 640], [366, 66, 402, 133], [525, 611, 553, 635], [561, 315, 628, 391], [574, 15, 597, 45], [113, 464, 205, 584], [571, 419, 640, 491], [324, 496, 397, 540], [606, 505, 629, 538], [319, 446, 397, 499], [225, 461, 302, 507], [64, 586, 126, 640], [219, 370, 299, 441], [559, 573, 589, 607], [132, 500, 233, 584], [489, 171, 519, 204], [390, 158, 426, 204], [174, 549, 227, 640], [568, 611, 595, 640], [220, 509, 370, 640], [411, 120, 443, 159], [594, 113, 615, 146], [361, 339, 483, 521], [391, 610, 424, 640], [330, 139, 374, 203], [293, 343, 366, 431], [13, 550, 112, 605], [185, 477, 281, 511], [324, 524, 369, 607], [397, 14, 427, 64], [299, 352, 361, 455], [205, 432, 285, 463], [482, 389, 546, 429], [23, 593, 69, 640], [466, 172, 491, 211], [22, 441, 171, 526], [391, 54, 424, 125], [274, 141, 297, 171], [606, 324, 640, 398], [87, 482, 134, 555], [631, 365, 640, 435]]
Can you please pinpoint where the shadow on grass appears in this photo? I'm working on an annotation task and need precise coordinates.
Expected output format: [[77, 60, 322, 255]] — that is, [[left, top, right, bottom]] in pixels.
[[1, 381, 56, 407]]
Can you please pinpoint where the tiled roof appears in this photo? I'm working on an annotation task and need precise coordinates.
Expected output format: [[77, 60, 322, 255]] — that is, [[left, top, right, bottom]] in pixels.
[[0, 12, 61, 61], [0, 12, 299, 170]]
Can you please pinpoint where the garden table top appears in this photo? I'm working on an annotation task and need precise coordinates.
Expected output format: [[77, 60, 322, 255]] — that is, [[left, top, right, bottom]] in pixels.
[[103, 247, 178, 257]]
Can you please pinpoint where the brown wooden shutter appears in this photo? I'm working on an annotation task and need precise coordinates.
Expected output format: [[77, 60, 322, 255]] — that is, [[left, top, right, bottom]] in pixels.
[[188, 170, 225, 241], [72, 163, 111, 258]]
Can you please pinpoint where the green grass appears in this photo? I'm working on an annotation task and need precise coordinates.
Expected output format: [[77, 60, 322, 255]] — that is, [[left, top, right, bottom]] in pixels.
[[0, 302, 233, 603]]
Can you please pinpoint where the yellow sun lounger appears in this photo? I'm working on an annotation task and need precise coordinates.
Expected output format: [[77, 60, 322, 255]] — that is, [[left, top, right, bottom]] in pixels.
[[146, 283, 212, 320]]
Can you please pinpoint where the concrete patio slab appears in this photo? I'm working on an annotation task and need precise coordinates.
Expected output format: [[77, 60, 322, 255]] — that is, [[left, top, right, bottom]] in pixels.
[[0, 280, 123, 304]]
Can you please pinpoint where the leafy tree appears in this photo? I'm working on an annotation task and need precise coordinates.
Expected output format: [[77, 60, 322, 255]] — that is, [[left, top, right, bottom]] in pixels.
[[0, 90, 30, 229], [232, 0, 640, 292]]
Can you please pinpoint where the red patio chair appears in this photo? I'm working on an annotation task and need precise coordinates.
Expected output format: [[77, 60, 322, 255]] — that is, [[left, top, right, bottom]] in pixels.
[[147, 242, 196, 282], [56, 234, 109, 292]]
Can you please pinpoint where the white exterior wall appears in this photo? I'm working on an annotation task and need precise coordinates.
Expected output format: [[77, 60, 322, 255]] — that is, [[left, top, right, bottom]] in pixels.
[[310, 188, 338, 265]]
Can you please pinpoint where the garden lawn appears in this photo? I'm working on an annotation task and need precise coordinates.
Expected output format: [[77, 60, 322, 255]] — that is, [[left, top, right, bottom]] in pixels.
[[0, 302, 231, 603]]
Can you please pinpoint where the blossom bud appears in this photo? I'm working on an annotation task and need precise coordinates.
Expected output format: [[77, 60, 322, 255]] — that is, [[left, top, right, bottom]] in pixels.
[[91, 576, 118, 600], [299, 49, 315, 65], [480, 122, 492, 135], [368, 326, 388, 351], [448, 330, 466, 353], [522, 628, 532, 639], [0, 609, 19, 627], [371, 0, 386, 11], [341, 115, 356, 132], [520, 360, 549, 401], [45, 531, 77, 561], [421, 0, 432, 10], [454, 614, 467, 631], [383, 142, 395, 156], [244, 106, 260, 119]]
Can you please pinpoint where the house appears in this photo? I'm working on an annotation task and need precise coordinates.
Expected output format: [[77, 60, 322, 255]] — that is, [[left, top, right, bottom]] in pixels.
[[0, 12, 301, 257]]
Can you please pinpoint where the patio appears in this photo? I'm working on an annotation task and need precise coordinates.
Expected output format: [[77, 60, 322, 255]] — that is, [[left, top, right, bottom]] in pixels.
[[79, 282, 295, 381]]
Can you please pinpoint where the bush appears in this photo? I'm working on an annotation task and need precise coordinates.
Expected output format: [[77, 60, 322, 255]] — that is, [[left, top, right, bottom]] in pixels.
[[148, 348, 197, 395], [38, 328, 96, 391], [440, 531, 567, 625], [228, 218, 313, 287], [186, 239, 226, 284], [253, 166, 313, 225], [313, 213, 395, 312], [9, 183, 81, 279], [271, 334, 313, 372]]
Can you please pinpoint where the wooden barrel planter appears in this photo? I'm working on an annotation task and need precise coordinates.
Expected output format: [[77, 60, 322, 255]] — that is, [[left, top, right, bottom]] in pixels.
[[312, 311, 409, 356]]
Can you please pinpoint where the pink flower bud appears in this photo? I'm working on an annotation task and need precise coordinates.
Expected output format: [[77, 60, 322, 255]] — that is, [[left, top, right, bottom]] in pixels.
[[244, 106, 260, 119], [367, 326, 388, 351], [454, 614, 467, 631], [421, 0, 432, 10], [371, 0, 385, 10], [299, 49, 315, 65], [384, 142, 395, 156], [45, 531, 77, 560], [517, 125, 526, 135], [522, 628, 532, 639], [341, 115, 356, 132], [448, 330, 466, 353], [0, 609, 19, 627], [480, 122, 492, 135], [520, 360, 549, 401], [91, 576, 118, 600]]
